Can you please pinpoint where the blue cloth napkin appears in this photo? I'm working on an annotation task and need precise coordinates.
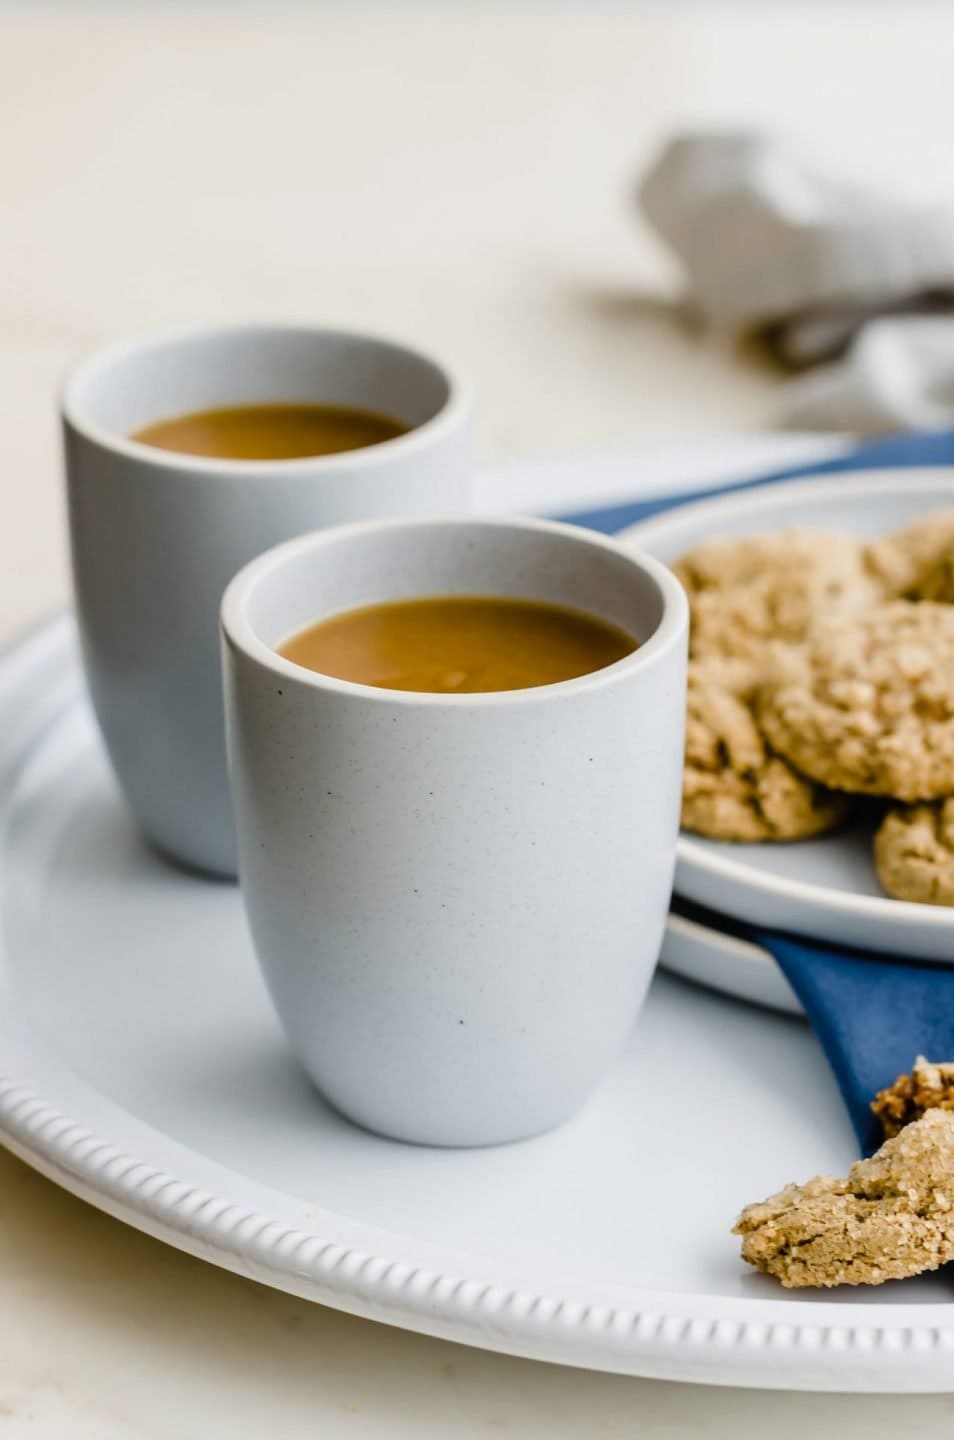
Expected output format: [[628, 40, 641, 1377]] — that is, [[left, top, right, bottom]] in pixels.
[[670, 897, 954, 1155], [559, 427, 954, 1154]]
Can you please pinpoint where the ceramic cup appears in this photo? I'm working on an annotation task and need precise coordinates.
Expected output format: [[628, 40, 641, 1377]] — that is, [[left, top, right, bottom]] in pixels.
[[62, 324, 470, 877], [221, 515, 688, 1147]]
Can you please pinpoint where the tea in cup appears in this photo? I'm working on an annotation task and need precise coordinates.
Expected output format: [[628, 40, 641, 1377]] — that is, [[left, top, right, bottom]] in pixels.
[[221, 515, 688, 1146], [63, 324, 471, 876]]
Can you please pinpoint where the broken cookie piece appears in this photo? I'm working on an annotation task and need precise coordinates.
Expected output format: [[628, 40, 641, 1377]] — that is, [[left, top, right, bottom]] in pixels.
[[872, 1056, 954, 1139], [733, 1109, 954, 1287]]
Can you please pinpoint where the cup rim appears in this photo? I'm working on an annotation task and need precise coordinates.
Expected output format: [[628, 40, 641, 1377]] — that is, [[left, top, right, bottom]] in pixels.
[[60, 321, 471, 477], [220, 514, 688, 709]]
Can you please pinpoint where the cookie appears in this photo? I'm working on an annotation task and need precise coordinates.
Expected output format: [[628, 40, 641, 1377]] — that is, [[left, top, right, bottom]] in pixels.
[[734, 1109, 954, 1288], [675, 527, 876, 663], [865, 509, 954, 599], [681, 658, 851, 842], [910, 551, 954, 604], [757, 602, 954, 802], [873, 1056, 954, 1139], [874, 799, 954, 906]]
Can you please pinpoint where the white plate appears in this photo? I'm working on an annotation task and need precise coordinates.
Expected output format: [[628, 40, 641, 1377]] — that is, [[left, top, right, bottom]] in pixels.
[[660, 913, 802, 1016], [620, 469, 954, 963], [4, 617, 954, 1392]]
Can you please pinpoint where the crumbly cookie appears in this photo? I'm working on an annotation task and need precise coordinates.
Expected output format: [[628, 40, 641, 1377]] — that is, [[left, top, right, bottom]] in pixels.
[[911, 551, 954, 604], [865, 509, 954, 599], [734, 1109, 954, 1288], [873, 1057, 954, 1139], [682, 658, 851, 842], [757, 602, 954, 801], [675, 527, 876, 662], [874, 799, 954, 906]]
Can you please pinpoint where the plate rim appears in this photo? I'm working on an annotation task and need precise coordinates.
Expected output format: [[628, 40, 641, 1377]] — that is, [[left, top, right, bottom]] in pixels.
[[618, 468, 954, 941], [5, 616, 954, 1390], [661, 911, 803, 1015]]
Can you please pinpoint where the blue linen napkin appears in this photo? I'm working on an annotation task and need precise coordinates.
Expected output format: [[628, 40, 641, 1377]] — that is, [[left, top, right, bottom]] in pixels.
[[559, 427, 954, 1154], [670, 897, 954, 1155]]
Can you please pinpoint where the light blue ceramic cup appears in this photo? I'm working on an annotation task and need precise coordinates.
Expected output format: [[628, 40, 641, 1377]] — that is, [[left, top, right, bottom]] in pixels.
[[222, 515, 688, 1145], [63, 324, 471, 876]]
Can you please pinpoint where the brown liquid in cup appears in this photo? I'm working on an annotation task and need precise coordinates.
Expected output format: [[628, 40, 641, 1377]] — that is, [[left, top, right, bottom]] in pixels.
[[278, 596, 637, 694], [130, 402, 409, 460]]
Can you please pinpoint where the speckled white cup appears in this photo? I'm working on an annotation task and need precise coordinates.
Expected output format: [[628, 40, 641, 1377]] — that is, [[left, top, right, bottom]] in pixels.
[[63, 324, 470, 877], [221, 516, 688, 1147]]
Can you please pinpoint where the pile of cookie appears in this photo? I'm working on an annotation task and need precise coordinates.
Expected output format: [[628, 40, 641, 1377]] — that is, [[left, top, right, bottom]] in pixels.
[[677, 509, 954, 905], [736, 1058, 954, 1288]]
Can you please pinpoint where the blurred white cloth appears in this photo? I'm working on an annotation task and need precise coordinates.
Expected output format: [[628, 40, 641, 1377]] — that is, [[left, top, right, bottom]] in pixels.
[[781, 317, 954, 431], [640, 133, 954, 432]]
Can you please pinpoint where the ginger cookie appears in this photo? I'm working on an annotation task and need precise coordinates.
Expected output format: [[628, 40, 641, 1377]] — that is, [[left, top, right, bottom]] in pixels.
[[874, 798, 954, 906], [757, 602, 954, 802], [865, 508, 954, 600], [910, 551, 954, 604], [682, 658, 851, 842], [675, 527, 876, 663], [873, 1056, 954, 1139], [734, 1109, 954, 1288]]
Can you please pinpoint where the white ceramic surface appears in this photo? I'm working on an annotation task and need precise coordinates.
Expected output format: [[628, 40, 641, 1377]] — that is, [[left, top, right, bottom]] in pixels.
[[6, 616, 954, 1393], [62, 324, 471, 878], [221, 516, 688, 1146], [660, 914, 802, 1016], [620, 469, 954, 962]]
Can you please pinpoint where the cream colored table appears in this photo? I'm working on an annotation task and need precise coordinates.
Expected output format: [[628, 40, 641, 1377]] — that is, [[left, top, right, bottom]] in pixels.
[[3, 2, 954, 1432]]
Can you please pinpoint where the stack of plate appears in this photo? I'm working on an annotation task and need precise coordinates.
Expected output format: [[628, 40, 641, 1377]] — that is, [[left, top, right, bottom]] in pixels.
[[619, 470, 954, 1016]]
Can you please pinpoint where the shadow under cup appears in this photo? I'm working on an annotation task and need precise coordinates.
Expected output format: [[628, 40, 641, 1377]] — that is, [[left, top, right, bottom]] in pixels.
[[222, 517, 688, 1146], [63, 325, 470, 878]]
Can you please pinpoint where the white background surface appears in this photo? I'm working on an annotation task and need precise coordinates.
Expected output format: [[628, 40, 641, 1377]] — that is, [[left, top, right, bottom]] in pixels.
[[4, 1, 954, 1432]]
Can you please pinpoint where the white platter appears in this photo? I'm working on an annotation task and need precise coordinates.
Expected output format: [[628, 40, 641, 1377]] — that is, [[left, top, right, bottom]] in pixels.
[[660, 912, 801, 1016], [4, 616, 954, 1392], [620, 469, 954, 964]]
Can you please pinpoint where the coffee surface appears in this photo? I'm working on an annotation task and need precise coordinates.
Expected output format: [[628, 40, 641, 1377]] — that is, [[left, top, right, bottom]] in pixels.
[[131, 402, 408, 460], [278, 596, 637, 694]]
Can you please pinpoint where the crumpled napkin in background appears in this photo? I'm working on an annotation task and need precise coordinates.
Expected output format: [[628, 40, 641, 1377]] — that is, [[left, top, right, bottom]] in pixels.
[[639, 132, 954, 432]]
